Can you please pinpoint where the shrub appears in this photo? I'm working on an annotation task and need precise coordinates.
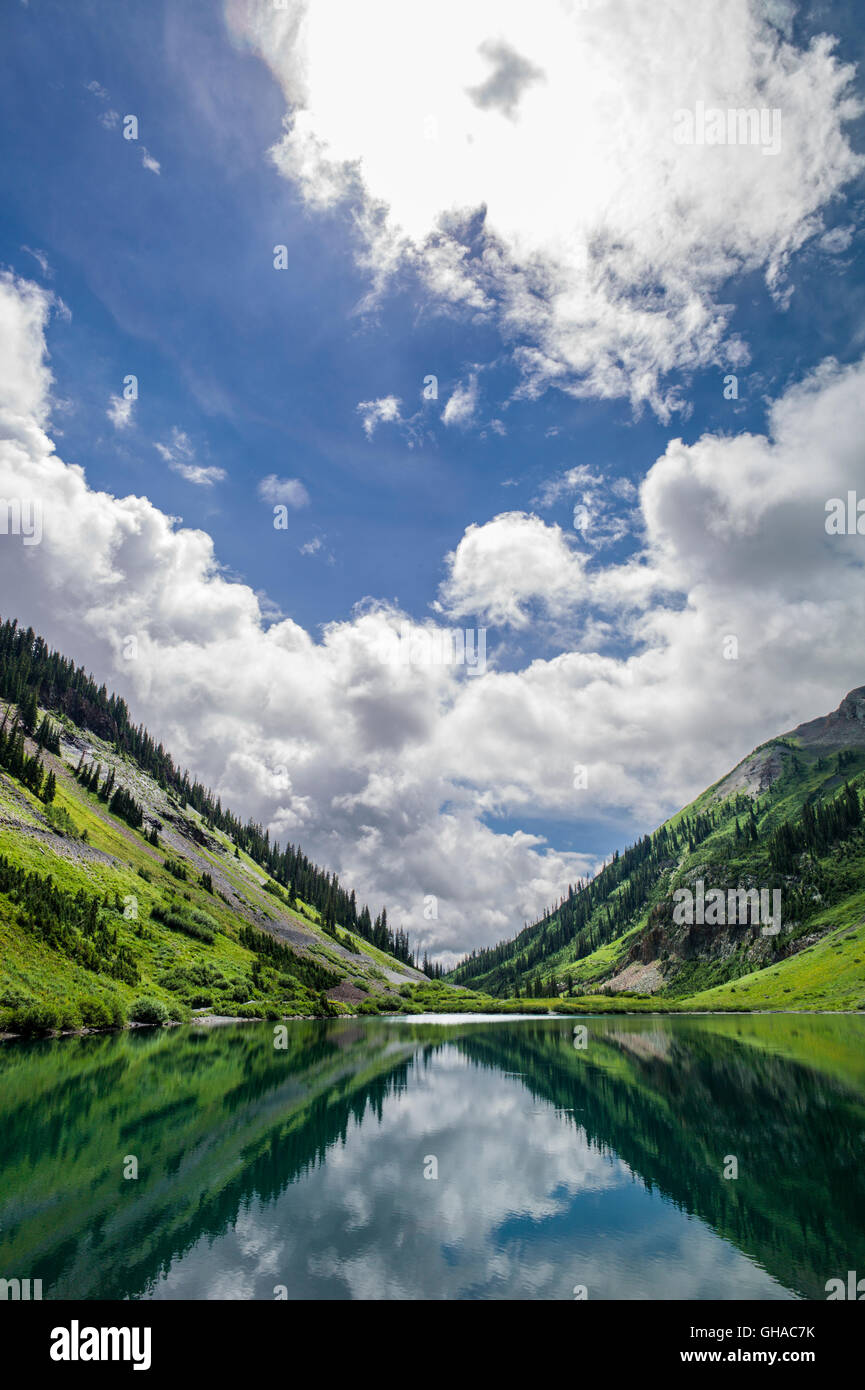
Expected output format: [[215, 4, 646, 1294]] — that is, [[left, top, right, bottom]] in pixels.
[[44, 803, 78, 837], [151, 903, 214, 943], [129, 996, 170, 1026], [189, 908, 219, 933], [232, 1002, 264, 1019], [173, 915, 213, 943], [158, 962, 227, 994], [79, 996, 115, 1029], [107, 995, 127, 1027], [13, 1001, 60, 1035], [0, 983, 30, 1009], [188, 992, 214, 1008]]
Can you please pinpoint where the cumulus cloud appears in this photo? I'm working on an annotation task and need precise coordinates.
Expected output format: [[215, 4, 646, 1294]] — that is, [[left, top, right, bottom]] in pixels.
[[0, 272, 56, 424], [257, 473, 310, 507], [435, 512, 589, 628], [227, 0, 862, 416], [3, 274, 865, 966]]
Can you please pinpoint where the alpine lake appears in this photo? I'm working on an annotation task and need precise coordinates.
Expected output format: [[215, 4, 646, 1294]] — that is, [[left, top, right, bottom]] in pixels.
[[2, 1012, 864, 1301]]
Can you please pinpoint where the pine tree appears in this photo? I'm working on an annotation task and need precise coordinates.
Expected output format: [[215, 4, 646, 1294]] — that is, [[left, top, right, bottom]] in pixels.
[[36, 714, 59, 752], [19, 688, 38, 734]]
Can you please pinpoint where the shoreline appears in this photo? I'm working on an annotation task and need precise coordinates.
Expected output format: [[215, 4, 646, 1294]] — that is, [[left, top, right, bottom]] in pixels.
[[3, 1004, 864, 1045]]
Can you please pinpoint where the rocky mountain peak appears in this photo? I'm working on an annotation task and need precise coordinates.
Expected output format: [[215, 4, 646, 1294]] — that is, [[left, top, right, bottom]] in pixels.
[[787, 686, 865, 748]]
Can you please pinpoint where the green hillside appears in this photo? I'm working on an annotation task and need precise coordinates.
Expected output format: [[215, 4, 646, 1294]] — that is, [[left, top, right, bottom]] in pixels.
[[450, 689, 865, 1012], [0, 617, 437, 1036]]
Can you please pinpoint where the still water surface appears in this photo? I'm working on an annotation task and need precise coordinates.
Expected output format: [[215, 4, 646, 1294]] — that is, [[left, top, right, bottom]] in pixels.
[[1, 1013, 863, 1300]]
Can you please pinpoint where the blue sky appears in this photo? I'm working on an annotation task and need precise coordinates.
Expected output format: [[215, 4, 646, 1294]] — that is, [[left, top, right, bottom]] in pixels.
[[2, 0, 865, 957]]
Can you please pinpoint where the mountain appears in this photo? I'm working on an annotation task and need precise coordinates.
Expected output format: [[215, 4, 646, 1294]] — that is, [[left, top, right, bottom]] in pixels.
[[450, 689, 865, 1012], [785, 685, 865, 749], [5, 616, 862, 1032], [0, 616, 436, 1037]]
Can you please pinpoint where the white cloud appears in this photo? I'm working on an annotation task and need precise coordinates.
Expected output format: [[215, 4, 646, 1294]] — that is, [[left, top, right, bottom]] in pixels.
[[257, 473, 310, 507], [171, 462, 225, 486], [533, 465, 635, 550], [3, 274, 865, 965], [156, 427, 226, 486], [356, 395, 402, 438], [227, 0, 863, 417], [435, 512, 588, 628], [141, 147, 161, 175], [534, 464, 604, 509], [107, 393, 134, 431], [0, 271, 56, 425], [819, 224, 855, 254], [299, 535, 333, 562], [20, 246, 51, 278], [442, 374, 479, 428]]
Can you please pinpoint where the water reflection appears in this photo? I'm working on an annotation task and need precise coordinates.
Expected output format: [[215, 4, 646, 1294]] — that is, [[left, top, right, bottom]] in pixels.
[[0, 1014, 863, 1300]]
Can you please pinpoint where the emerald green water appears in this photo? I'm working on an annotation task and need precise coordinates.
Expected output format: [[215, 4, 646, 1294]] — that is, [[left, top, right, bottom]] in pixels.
[[1, 1014, 864, 1300]]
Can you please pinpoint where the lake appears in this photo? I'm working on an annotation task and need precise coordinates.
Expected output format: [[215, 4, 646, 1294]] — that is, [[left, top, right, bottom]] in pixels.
[[1, 1013, 864, 1300]]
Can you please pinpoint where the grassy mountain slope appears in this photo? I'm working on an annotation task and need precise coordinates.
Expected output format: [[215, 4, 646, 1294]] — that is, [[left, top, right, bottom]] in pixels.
[[0, 690, 430, 1035], [450, 689, 865, 1012]]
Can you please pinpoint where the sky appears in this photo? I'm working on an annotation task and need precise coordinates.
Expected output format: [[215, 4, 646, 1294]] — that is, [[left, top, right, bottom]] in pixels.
[[1, 0, 865, 965]]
